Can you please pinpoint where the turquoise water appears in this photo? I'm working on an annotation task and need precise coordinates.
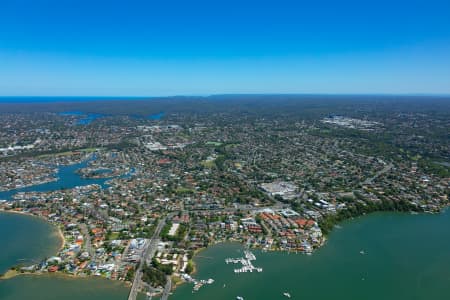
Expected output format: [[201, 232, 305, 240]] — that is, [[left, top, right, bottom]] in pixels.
[[0, 157, 142, 300], [0, 158, 113, 201], [0, 212, 60, 274], [0, 212, 145, 300], [2, 148, 450, 299], [2, 207, 450, 299], [172, 210, 450, 300], [0, 276, 136, 300]]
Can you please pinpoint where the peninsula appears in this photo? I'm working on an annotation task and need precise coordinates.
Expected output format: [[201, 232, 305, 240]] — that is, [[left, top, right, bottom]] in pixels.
[[0, 96, 448, 298]]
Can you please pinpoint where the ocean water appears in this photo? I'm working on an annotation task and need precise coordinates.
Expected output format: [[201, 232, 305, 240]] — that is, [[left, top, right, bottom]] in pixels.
[[0, 97, 151, 103]]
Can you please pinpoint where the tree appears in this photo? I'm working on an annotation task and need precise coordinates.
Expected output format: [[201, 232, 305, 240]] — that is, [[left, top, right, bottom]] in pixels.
[[185, 261, 194, 274]]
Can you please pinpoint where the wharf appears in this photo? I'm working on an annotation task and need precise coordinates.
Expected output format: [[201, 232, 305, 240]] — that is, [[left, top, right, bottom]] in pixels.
[[225, 250, 263, 273]]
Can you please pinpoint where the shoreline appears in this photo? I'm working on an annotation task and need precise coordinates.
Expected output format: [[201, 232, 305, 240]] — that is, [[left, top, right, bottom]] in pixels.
[[0, 177, 58, 194], [0, 209, 66, 280], [1, 208, 446, 295], [168, 209, 443, 295], [0, 270, 132, 289], [0, 209, 65, 250], [0, 153, 98, 199]]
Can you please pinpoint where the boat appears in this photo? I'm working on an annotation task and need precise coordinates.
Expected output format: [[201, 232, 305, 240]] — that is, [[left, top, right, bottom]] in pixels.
[[236, 297, 244, 300], [193, 282, 203, 291], [360, 250, 365, 255], [283, 292, 291, 298]]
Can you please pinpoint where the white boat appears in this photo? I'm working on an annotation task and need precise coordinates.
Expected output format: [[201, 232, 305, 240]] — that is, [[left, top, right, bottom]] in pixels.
[[236, 297, 244, 300], [283, 292, 291, 298]]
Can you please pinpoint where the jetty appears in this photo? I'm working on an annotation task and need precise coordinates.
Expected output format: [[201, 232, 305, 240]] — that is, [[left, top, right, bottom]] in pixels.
[[225, 250, 263, 273]]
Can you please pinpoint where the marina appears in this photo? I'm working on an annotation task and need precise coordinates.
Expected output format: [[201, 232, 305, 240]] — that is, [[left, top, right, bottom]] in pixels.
[[181, 273, 215, 292], [171, 211, 450, 300], [225, 250, 263, 273]]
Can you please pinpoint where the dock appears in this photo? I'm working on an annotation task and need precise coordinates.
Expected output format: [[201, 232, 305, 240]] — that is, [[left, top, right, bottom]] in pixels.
[[225, 250, 263, 273]]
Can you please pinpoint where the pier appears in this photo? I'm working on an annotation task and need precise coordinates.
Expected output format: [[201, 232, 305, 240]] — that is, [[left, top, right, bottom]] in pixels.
[[225, 250, 263, 273]]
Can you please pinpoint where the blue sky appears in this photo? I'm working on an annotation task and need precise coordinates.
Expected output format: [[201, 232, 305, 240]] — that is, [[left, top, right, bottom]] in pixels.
[[0, 0, 449, 96]]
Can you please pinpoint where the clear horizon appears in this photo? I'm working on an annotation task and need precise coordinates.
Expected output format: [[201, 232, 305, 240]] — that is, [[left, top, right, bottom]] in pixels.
[[1, 93, 450, 99], [1, 0, 450, 96]]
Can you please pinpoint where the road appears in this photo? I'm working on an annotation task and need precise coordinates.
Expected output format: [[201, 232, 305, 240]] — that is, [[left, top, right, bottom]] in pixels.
[[160, 276, 172, 300], [363, 163, 393, 185], [128, 215, 168, 300], [79, 223, 95, 258], [190, 204, 285, 214], [128, 204, 277, 300]]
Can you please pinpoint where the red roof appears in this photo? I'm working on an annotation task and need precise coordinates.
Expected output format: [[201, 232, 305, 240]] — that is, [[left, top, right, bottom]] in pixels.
[[48, 265, 58, 272]]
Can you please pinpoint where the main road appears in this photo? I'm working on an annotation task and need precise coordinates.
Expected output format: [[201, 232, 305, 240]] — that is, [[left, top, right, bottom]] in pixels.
[[363, 163, 393, 185], [160, 276, 172, 300], [128, 214, 170, 300], [79, 223, 95, 258]]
